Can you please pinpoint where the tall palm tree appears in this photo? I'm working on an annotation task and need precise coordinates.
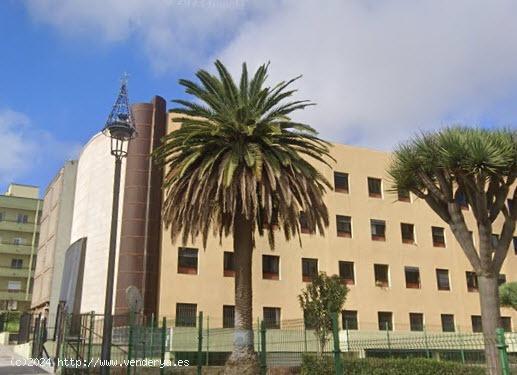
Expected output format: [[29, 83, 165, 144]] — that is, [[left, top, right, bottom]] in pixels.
[[154, 61, 332, 369], [389, 127, 516, 375]]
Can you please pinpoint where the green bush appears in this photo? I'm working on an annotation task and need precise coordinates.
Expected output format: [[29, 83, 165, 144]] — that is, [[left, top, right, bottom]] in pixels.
[[301, 355, 485, 375]]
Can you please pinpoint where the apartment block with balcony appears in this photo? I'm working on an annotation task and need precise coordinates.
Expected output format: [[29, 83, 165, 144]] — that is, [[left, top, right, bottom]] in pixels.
[[0, 184, 42, 311]]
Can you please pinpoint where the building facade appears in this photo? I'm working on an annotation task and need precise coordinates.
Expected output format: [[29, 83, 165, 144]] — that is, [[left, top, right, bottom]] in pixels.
[[158, 115, 517, 333], [0, 184, 42, 311], [31, 161, 77, 320]]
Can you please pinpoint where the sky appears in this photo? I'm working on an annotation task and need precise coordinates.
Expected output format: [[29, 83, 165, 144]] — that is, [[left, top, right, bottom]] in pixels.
[[1, 0, 517, 195]]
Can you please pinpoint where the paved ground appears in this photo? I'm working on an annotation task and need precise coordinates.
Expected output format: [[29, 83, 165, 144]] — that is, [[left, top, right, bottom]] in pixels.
[[0, 345, 50, 374]]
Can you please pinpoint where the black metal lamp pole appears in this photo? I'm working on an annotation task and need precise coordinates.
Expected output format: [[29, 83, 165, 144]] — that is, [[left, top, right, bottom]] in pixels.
[[100, 77, 136, 375]]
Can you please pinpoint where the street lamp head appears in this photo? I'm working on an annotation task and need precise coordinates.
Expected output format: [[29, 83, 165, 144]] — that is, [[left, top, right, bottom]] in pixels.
[[103, 76, 136, 158]]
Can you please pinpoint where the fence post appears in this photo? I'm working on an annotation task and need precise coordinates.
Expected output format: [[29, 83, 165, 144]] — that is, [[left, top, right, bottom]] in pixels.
[[423, 325, 430, 359], [127, 312, 133, 375], [331, 312, 343, 375], [385, 322, 392, 357], [87, 312, 95, 375], [345, 320, 350, 352], [160, 317, 166, 375], [458, 328, 465, 364], [197, 312, 203, 375], [260, 321, 267, 375], [205, 315, 209, 366], [496, 328, 510, 375]]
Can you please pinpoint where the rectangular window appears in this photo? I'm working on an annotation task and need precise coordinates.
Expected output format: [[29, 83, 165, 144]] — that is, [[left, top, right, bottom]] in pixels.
[[368, 177, 382, 198], [302, 258, 318, 282], [514, 237, 517, 255], [223, 251, 235, 277], [16, 214, 28, 224], [456, 191, 468, 209], [223, 305, 235, 328], [371, 219, 386, 241], [498, 274, 506, 286], [405, 266, 421, 289], [342, 310, 358, 330], [501, 317, 512, 333], [263, 307, 281, 329], [334, 172, 349, 193], [336, 215, 352, 237], [10, 259, 23, 269], [374, 264, 389, 287], [466, 271, 478, 292], [432, 226, 446, 247], [471, 315, 482, 333], [398, 189, 410, 202], [7, 281, 21, 291], [176, 303, 197, 327], [299, 212, 310, 234], [409, 313, 424, 332], [491, 234, 499, 249], [262, 255, 280, 280], [339, 261, 355, 285], [13, 238, 25, 246], [378, 311, 393, 331], [436, 269, 450, 291], [177, 247, 198, 274], [441, 314, 455, 332], [401, 223, 415, 244]]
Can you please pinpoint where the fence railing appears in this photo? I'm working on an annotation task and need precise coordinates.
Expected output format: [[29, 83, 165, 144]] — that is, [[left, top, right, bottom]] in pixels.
[[26, 311, 517, 374]]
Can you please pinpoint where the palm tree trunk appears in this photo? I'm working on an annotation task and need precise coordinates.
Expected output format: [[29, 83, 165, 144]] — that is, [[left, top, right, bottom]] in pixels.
[[478, 274, 502, 375], [226, 213, 258, 370]]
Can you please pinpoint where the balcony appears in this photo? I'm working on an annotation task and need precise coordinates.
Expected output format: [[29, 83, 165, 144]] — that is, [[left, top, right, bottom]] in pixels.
[[0, 220, 39, 234], [0, 243, 33, 256], [0, 267, 33, 278], [0, 290, 28, 301]]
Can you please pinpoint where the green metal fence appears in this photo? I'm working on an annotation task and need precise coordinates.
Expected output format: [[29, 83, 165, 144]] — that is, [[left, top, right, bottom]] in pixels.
[[38, 311, 517, 373]]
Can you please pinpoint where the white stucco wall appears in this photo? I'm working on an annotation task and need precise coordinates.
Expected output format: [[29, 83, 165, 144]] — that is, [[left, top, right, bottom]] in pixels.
[[70, 133, 125, 314]]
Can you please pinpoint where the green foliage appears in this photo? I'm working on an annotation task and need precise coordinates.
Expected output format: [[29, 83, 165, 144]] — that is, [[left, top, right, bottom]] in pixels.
[[301, 355, 485, 375], [299, 272, 348, 352], [154, 60, 333, 248], [500, 282, 517, 310]]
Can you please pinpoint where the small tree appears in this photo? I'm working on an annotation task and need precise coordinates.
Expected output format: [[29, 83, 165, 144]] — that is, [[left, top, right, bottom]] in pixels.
[[298, 273, 348, 353], [389, 127, 516, 374], [500, 282, 517, 310]]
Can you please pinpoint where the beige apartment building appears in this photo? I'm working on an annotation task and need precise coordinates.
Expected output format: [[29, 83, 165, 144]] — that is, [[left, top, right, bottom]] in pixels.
[[158, 115, 517, 333], [0, 184, 42, 311]]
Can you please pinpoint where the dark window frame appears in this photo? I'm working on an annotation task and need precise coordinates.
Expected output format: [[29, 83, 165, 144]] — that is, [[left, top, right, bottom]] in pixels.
[[441, 314, 455, 332], [436, 269, 450, 291], [397, 189, 411, 202], [378, 311, 393, 331], [471, 315, 482, 333], [342, 310, 358, 330], [339, 261, 355, 285], [262, 255, 280, 280], [334, 172, 349, 193], [374, 264, 389, 287], [223, 305, 235, 328], [302, 258, 318, 282], [409, 313, 424, 332], [336, 215, 352, 237], [263, 307, 281, 329], [223, 251, 235, 277], [178, 247, 198, 275], [368, 177, 382, 198], [466, 271, 478, 292], [176, 303, 197, 327], [404, 266, 421, 289], [371, 219, 386, 241], [432, 226, 446, 247], [401, 223, 415, 244]]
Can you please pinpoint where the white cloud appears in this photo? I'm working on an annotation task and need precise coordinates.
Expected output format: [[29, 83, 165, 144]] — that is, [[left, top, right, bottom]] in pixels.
[[24, 0, 517, 149], [0, 109, 80, 184]]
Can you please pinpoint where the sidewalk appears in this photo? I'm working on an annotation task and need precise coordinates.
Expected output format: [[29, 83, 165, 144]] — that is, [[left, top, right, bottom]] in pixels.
[[0, 344, 50, 374]]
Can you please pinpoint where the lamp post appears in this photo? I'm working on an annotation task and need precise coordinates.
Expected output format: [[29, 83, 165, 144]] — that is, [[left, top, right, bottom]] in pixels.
[[100, 78, 136, 375]]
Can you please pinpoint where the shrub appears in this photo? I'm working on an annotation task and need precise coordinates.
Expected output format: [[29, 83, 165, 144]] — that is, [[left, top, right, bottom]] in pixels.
[[301, 355, 486, 375]]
